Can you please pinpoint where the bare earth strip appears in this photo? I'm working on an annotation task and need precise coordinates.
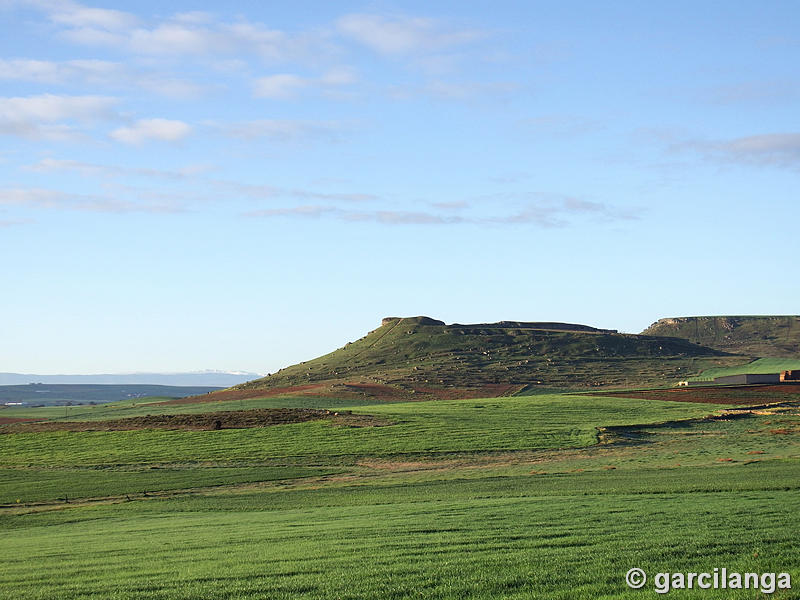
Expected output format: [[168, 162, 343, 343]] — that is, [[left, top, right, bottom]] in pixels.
[[0, 408, 391, 433]]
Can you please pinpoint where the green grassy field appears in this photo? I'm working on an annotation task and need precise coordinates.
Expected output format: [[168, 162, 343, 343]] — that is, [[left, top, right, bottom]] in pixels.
[[2, 391, 798, 599], [2, 395, 722, 467]]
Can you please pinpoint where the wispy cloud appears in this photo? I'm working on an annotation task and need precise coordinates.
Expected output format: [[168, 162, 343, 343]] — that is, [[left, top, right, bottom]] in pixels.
[[21, 158, 375, 204], [44, 0, 139, 30], [214, 180, 376, 203], [336, 13, 484, 56], [519, 114, 603, 137], [24, 157, 211, 179], [110, 118, 191, 144], [425, 80, 518, 100], [252, 73, 308, 99], [0, 186, 182, 213], [675, 132, 800, 170], [702, 80, 800, 106], [0, 58, 206, 99], [0, 93, 117, 140], [245, 196, 640, 227], [0, 58, 113, 84], [20, 0, 331, 63], [0, 217, 32, 227], [213, 119, 347, 142], [246, 205, 336, 219], [253, 67, 357, 99]]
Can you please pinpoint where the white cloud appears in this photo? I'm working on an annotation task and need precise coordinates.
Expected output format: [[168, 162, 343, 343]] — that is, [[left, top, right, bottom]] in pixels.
[[253, 74, 309, 99], [20, 1, 324, 63], [0, 186, 183, 213], [717, 133, 800, 168], [253, 67, 357, 99], [216, 119, 344, 142], [336, 13, 484, 55], [247, 205, 336, 218], [724, 133, 800, 155], [127, 23, 226, 55], [46, 1, 138, 30], [110, 118, 191, 144], [425, 80, 518, 100], [677, 132, 800, 170], [704, 80, 800, 105], [215, 180, 376, 203], [26, 157, 107, 176], [0, 218, 31, 227], [0, 58, 204, 98], [320, 66, 357, 86], [0, 93, 115, 121], [245, 195, 639, 227], [0, 93, 117, 139], [24, 157, 211, 179]]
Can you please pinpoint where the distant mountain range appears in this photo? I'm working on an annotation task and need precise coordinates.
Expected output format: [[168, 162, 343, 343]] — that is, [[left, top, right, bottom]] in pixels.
[[0, 370, 262, 387]]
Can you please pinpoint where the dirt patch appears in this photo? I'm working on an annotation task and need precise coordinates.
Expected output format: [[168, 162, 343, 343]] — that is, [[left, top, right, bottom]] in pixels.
[[154, 384, 331, 406], [167, 380, 523, 405], [596, 384, 800, 405], [0, 408, 392, 433], [328, 382, 408, 399], [0, 417, 36, 424]]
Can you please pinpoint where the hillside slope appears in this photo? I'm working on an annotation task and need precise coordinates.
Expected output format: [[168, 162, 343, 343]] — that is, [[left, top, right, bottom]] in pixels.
[[642, 316, 800, 358], [221, 317, 732, 401]]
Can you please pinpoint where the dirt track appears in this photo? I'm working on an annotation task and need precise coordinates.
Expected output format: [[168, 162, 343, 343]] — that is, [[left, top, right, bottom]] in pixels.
[[156, 380, 521, 406], [598, 383, 800, 405], [0, 417, 36, 425], [0, 408, 391, 433]]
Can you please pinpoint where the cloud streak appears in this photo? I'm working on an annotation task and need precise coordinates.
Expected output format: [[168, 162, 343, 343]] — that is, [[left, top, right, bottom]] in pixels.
[[677, 132, 800, 170], [336, 13, 484, 56], [0, 58, 206, 98], [110, 118, 191, 144], [245, 197, 640, 227], [213, 119, 347, 142], [253, 67, 357, 99], [24, 157, 211, 179], [20, 0, 330, 63], [0, 186, 182, 213], [0, 93, 117, 140]]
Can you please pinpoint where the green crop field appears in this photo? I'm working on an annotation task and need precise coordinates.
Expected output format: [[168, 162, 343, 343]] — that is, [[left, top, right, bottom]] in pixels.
[[2, 391, 799, 599], [2, 395, 722, 467]]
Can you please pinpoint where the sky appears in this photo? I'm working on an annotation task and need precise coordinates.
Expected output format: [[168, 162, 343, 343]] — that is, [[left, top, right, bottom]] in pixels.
[[1, 0, 798, 375]]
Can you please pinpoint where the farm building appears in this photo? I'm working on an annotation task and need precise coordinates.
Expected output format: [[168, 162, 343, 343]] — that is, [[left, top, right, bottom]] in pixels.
[[712, 373, 781, 385], [781, 370, 800, 382]]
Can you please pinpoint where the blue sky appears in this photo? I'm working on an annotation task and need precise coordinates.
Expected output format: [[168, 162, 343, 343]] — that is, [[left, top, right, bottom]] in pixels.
[[1, 0, 798, 375]]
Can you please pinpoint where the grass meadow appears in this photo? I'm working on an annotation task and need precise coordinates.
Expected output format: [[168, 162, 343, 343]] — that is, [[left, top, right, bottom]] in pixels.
[[2, 392, 799, 598]]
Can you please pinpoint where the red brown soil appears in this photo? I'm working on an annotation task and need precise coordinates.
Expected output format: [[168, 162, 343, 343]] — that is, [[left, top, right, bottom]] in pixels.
[[0, 416, 36, 424], [0, 408, 391, 433], [332, 382, 409, 400], [153, 384, 330, 405], [159, 380, 520, 405], [598, 384, 800, 405]]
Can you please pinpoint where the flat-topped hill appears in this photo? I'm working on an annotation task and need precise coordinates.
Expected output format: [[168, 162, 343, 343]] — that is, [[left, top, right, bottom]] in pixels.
[[219, 317, 731, 401], [642, 316, 800, 358]]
